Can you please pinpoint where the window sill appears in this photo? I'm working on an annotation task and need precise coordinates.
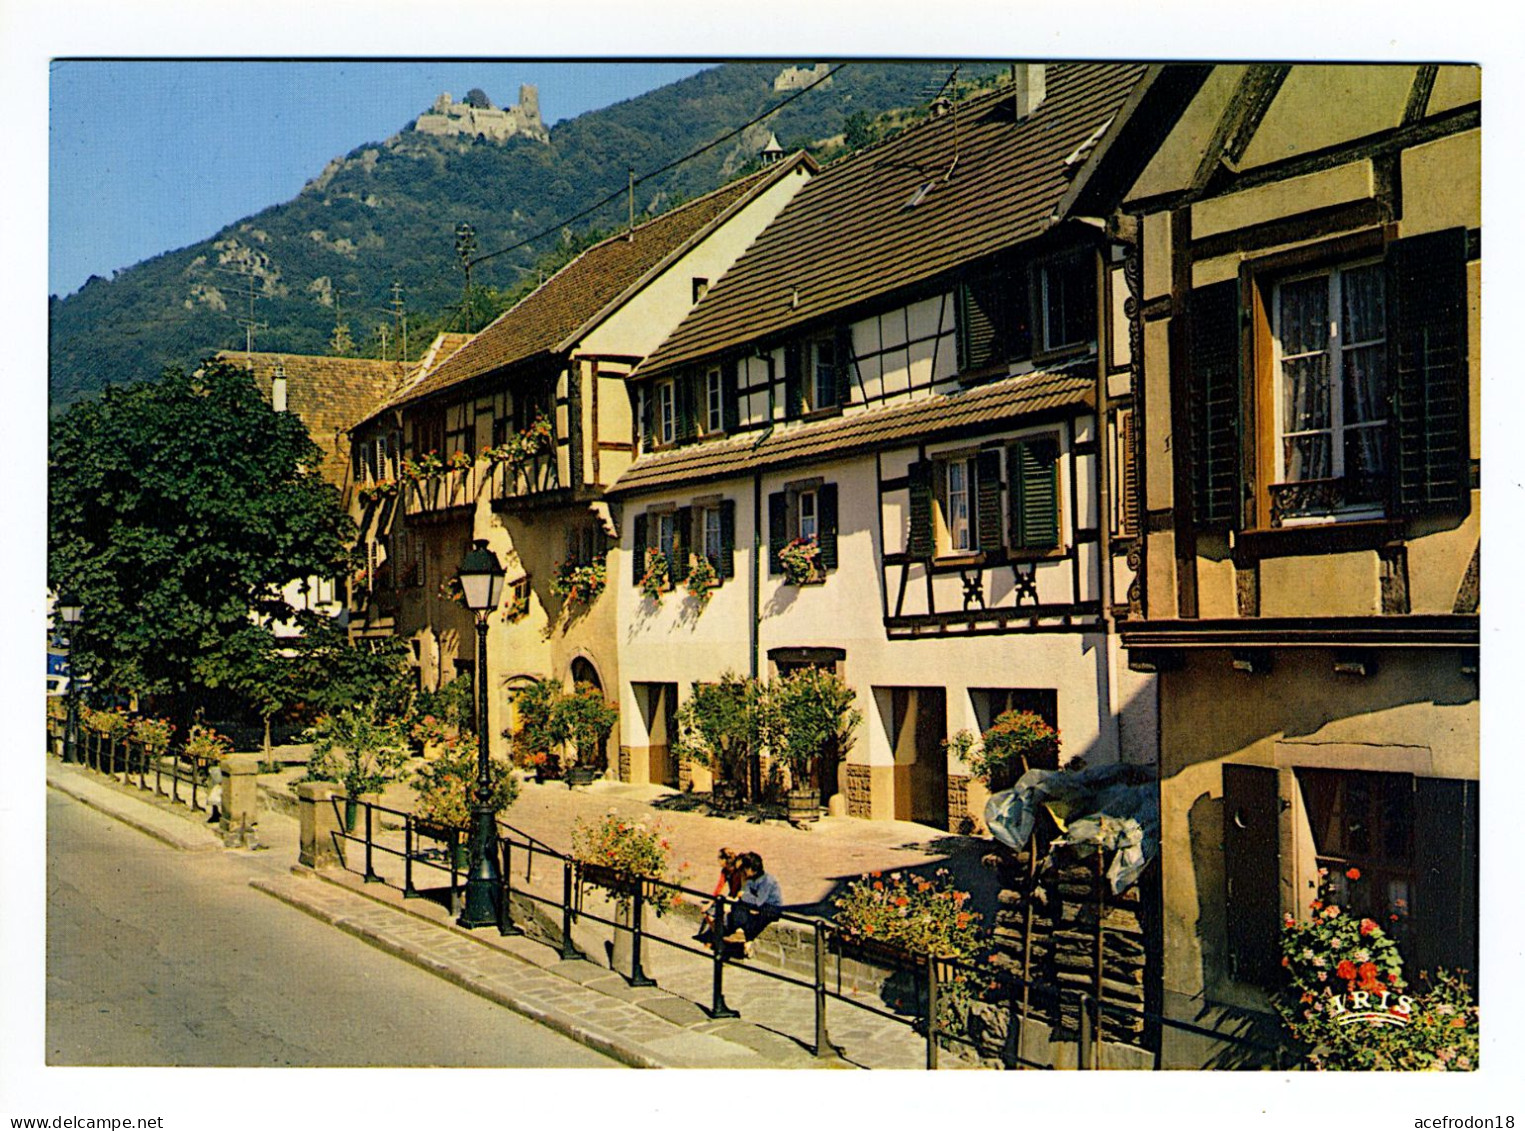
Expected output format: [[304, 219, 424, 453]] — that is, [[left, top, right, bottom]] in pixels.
[[1031, 341, 1093, 367], [1007, 547, 1067, 564], [798, 406, 845, 423], [934, 552, 990, 568], [1234, 520, 1401, 562]]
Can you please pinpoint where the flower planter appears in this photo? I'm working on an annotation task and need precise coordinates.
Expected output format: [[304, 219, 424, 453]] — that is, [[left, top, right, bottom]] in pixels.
[[415, 819, 469, 869], [566, 764, 598, 788], [712, 781, 746, 812]]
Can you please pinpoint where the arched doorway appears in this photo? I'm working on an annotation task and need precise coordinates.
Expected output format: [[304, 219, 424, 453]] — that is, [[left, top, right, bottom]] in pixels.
[[568, 656, 613, 775]]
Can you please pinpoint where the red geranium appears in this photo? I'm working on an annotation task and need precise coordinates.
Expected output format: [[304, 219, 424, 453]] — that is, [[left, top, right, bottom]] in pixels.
[[1336, 960, 1357, 981], [1345, 867, 1362, 880], [1359, 918, 1379, 936]]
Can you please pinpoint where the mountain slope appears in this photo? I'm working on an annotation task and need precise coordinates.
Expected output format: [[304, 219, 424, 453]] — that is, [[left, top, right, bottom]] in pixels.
[[50, 61, 1003, 413]]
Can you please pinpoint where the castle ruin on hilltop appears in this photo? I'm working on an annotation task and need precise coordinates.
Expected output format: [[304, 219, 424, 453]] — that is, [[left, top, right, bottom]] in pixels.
[[413, 85, 549, 144]]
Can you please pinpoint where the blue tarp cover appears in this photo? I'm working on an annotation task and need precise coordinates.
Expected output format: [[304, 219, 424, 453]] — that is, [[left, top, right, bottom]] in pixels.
[[984, 763, 1159, 895]]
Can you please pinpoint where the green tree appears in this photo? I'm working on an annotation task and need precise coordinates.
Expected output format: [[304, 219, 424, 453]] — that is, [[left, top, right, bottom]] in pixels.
[[48, 359, 356, 721]]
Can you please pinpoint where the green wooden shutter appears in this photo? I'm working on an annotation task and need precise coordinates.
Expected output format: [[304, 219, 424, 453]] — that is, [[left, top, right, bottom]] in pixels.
[[1188, 280, 1243, 527], [1010, 439, 1059, 550], [631, 514, 648, 586], [907, 461, 934, 560], [1388, 228, 1470, 517], [784, 343, 804, 417], [673, 506, 692, 576], [722, 359, 740, 433], [1223, 763, 1281, 988], [767, 491, 788, 576], [676, 374, 697, 442], [958, 279, 998, 371], [976, 449, 1003, 552], [718, 499, 736, 580], [1408, 776, 1479, 976], [834, 325, 853, 407], [818, 483, 839, 569]]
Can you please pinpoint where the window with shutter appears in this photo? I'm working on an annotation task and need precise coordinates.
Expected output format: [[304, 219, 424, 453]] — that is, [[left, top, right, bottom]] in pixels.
[[1118, 409, 1140, 536], [1009, 437, 1060, 551], [957, 271, 1031, 373], [1036, 253, 1096, 357], [784, 344, 804, 418], [976, 449, 1003, 552], [654, 380, 676, 446], [1188, 280, 1243, 527], [676, 375, 697, 442], [721, 361, 740, 434]]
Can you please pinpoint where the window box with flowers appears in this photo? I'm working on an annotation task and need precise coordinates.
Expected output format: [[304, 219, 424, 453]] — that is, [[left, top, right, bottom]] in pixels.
[[777, 535, 822, 586], [358, 479, 399, 507], [411, 736, 518, 867], [447, 450, 475, 472], [638, 548, 671, 604], [551, 557, 607, 609], [684, 552, 719, 609]]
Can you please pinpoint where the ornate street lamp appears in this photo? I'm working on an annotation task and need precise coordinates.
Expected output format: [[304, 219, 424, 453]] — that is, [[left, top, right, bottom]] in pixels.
[[455, 539, 506, 929], [57, 594, 83, 765]]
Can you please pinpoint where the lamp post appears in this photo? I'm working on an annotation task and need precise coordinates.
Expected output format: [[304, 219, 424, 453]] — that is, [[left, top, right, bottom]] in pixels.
[[455, 539, 506, 929], [57, 594, 83, 765]]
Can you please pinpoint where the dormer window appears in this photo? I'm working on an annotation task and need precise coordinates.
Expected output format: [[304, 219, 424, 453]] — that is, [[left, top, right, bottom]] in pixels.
[[704, 366, 724, 434], [655, 379, 676, 446], [785, 332, 849, 418], [1037, 252, 1095, 356], [810, 338, 839, 410]]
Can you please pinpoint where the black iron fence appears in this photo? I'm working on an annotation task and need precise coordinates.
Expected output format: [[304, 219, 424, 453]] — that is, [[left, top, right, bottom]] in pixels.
[[48, 716, 217, 814], [328, 794, 1288, 1070]]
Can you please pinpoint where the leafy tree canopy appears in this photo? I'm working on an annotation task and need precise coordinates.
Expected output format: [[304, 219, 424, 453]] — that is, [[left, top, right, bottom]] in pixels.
[[48, 358, 356, 711]]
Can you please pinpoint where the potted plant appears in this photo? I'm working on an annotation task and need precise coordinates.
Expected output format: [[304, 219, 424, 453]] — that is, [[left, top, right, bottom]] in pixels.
[[777, 535, 821, 586], [673, 673, 773, 810], [770, 667, 860, 826], [572, 812, 689, 980], [684, 553, 719, 609], [447, 449, 475, 472], [971, 710, 1059, 793], [411, 735, 518, 867], [304, 699, 412, 831], [507, 678, 564, 781], [131, 715, 174, 779], [559, 681, 618, 787], [1275, 868, 1479, 1070], [638, 548, 670, 605]]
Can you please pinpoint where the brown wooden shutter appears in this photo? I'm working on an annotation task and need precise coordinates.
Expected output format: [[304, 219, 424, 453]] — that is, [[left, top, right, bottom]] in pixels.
[[1388, 228, 1470, 517], [1408, 776, 1479, 977], [767, 491, 788, 575], [818, 483, 839, 569], [676, 374, 697, 442], [907, 461, 934, 560], [718, 499, 736, 580], [631, 514, 648, 586], [1188, 280, 1243, 527], [1223, 763, 1281, 988], [976, 449, 1003, 552], [1119, 409, 1140, 536], [721, 359, 740, 433], [784, 343, 804, 417]]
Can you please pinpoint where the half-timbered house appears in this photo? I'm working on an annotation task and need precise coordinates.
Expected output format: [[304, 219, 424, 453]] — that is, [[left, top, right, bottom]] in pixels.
[[1100, 63, 1480, 1064], [345, 155, 814, 763], [608, 65, 1198, 826]]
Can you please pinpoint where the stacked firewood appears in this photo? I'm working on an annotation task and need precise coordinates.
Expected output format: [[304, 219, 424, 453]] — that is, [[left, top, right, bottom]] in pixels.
[[986, 844, 1154, 1050]]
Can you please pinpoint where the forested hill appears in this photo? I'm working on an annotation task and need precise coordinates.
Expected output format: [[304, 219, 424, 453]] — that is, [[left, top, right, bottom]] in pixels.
[[49, 61, 1005, 413]]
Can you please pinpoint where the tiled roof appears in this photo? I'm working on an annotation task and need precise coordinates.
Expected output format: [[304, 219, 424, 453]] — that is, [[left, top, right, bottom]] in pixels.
[[373, 332, 473, 411], [217, 350, 410, 488], [607, 363, 1094, 496], [640, 63, 1147, 378], [388, 155, 813, 411]]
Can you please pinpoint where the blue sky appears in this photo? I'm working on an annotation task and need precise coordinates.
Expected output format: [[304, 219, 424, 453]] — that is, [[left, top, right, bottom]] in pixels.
[[48, 61, 710, 298]]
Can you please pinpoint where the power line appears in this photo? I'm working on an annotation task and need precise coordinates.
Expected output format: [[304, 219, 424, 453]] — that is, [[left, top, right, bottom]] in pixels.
[[468, 63, 847, 270]]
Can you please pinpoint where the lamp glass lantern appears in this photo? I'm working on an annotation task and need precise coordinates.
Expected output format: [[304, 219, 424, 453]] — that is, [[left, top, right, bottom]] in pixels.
[[57, 593, 83, 626], [457, 540, 505, 613]]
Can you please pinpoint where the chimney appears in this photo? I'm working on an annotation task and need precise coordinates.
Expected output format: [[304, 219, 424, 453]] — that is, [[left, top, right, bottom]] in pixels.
[[1013, 63, 1047, 121], [271, 360, 288, 413]]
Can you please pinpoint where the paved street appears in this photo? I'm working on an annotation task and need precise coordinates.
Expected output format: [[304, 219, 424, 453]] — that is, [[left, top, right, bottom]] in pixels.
[[45, 791, 614, 1067]]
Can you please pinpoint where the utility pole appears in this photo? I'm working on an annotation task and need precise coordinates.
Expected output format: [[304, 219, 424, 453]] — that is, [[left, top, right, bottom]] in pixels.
[[390, 281, 408, 360], [627, 167, 635, 239], [455, 223, 477, 333], [215, 268, 268, 357]]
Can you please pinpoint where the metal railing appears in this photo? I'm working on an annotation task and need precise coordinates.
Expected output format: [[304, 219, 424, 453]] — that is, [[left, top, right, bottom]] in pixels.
[[332, 795, 1287, 1070], [53, 721, 217, 814]]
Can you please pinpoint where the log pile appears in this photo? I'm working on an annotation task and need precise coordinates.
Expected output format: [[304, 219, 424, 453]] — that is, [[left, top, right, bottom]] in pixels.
[[986, 844, 1156, 1051]]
